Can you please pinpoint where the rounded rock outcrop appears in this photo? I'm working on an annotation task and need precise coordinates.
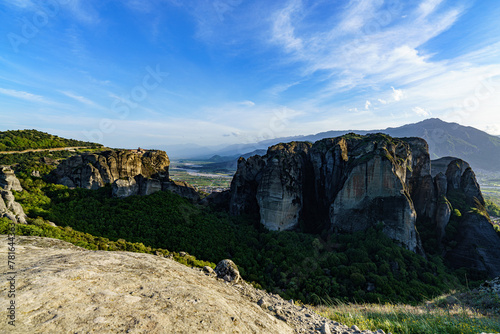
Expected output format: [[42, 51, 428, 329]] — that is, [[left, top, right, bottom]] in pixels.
[[215, 259, 241, 283]]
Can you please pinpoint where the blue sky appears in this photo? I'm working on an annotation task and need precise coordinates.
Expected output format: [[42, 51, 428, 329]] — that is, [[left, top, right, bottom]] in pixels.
[[1, 0, 500, 152]]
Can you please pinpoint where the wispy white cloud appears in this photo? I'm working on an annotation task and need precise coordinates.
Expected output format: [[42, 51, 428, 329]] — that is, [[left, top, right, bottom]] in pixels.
[[365, 100, 371, 110], [271, 0, 303, 52], [267, 81, 301, 96], [8, 0, 34, 8], [418, 0, 445, 18], [269, 0, 465, 94], [65, 0, 101, 25], [391, 87, 404, 101], [0, 88, 46, 103], [412, 106, 431, 117], [239, 100, 255, 107], [59, 90, 99, 107]]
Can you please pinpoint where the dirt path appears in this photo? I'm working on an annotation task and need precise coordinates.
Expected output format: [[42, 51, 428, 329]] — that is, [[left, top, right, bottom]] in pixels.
[[0, 146, 91, 154]]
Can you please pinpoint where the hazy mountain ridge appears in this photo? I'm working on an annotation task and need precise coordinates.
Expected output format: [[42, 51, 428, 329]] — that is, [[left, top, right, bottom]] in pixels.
[[205, 119, 500, 172]]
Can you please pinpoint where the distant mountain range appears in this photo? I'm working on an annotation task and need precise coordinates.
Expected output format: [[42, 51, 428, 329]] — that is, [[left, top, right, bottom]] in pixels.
[[201, 119, 500, 172]]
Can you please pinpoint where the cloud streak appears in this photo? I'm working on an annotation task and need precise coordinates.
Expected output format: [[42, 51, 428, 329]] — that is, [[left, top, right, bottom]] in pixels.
[[0, 88, 47, 103]]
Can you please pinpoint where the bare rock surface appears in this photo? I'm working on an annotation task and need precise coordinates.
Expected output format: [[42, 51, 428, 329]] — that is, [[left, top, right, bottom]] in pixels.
[[0, 236, 380, 334], [0, 166, 23, 192], [48, 150, 201, 201], [0, 167, 27, 224], [229, 134, 425, 250], [49, 149, 170, 195]]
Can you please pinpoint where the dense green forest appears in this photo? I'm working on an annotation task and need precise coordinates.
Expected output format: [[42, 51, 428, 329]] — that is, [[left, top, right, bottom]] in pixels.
[[0, 129, 102, 151], [0, 217, 214, 269]]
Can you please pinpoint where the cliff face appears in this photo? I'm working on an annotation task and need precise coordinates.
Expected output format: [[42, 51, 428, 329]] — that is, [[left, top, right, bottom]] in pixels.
[[230, 134, 424, 252], [49, 150, 199, 201], [438, 159, 500, 277], [0, 166, 27, 224], [229, 134, 500, 276], [49, 150, 170, 190]]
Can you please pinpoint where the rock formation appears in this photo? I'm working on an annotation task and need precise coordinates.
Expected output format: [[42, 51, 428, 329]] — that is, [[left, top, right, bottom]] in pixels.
[[215, 259, 241, 283], [0, 166, 23, 191], [49, 150, 200, 201], [228, 134, 500, 276], [0, 166, 27, 224], [0, 235, 384, 334], [49, 149, 170, 190], [230, 134, 425, 252], [436, 158, 500, 277]]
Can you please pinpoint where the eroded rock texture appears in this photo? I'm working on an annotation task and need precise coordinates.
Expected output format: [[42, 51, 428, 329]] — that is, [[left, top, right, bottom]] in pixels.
[[0, 236, 386, 334], [230, 134, 424, 252], [0, 166, 27, 224], [49, 150, 169, 190], [49, 150, 199, 201], [229, 133, 500, 276]]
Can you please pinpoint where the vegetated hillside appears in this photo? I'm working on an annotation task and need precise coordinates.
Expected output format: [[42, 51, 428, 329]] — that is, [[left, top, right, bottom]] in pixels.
[[15, 178, 462, 305], [0, 149, 106, 177], [0, 129, 102, 151], [2, 136, 494, 307], [6, 153, 468, 306]]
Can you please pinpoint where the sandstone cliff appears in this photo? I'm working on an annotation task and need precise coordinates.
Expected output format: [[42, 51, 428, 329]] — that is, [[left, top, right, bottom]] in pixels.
[[0, 236, 383, 334], [49, 150, 199, 201], [230, 134, 424, 252], [228, 134, 500, 276], [0, 166, 27, 224]]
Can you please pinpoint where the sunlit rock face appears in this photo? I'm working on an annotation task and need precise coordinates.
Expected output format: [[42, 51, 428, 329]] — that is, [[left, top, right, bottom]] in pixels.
[[50, 150, 170, 190], [229, 133, 499, 268], [50, 149, 201, 202], [49, 150, 170, 197], [255, 142, 312, 231], [230, 134, 424, 251], [0, 166, 27, 224]]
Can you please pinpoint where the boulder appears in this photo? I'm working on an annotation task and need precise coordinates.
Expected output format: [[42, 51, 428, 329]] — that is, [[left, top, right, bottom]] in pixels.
[[0, 167, 27, 224], [0, 166, 23, 192], [215, 259, 241, 283]]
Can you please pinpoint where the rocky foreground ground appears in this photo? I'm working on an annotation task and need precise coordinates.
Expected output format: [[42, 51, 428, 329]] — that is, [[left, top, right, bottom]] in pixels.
[[0, 235, 387, 334]]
